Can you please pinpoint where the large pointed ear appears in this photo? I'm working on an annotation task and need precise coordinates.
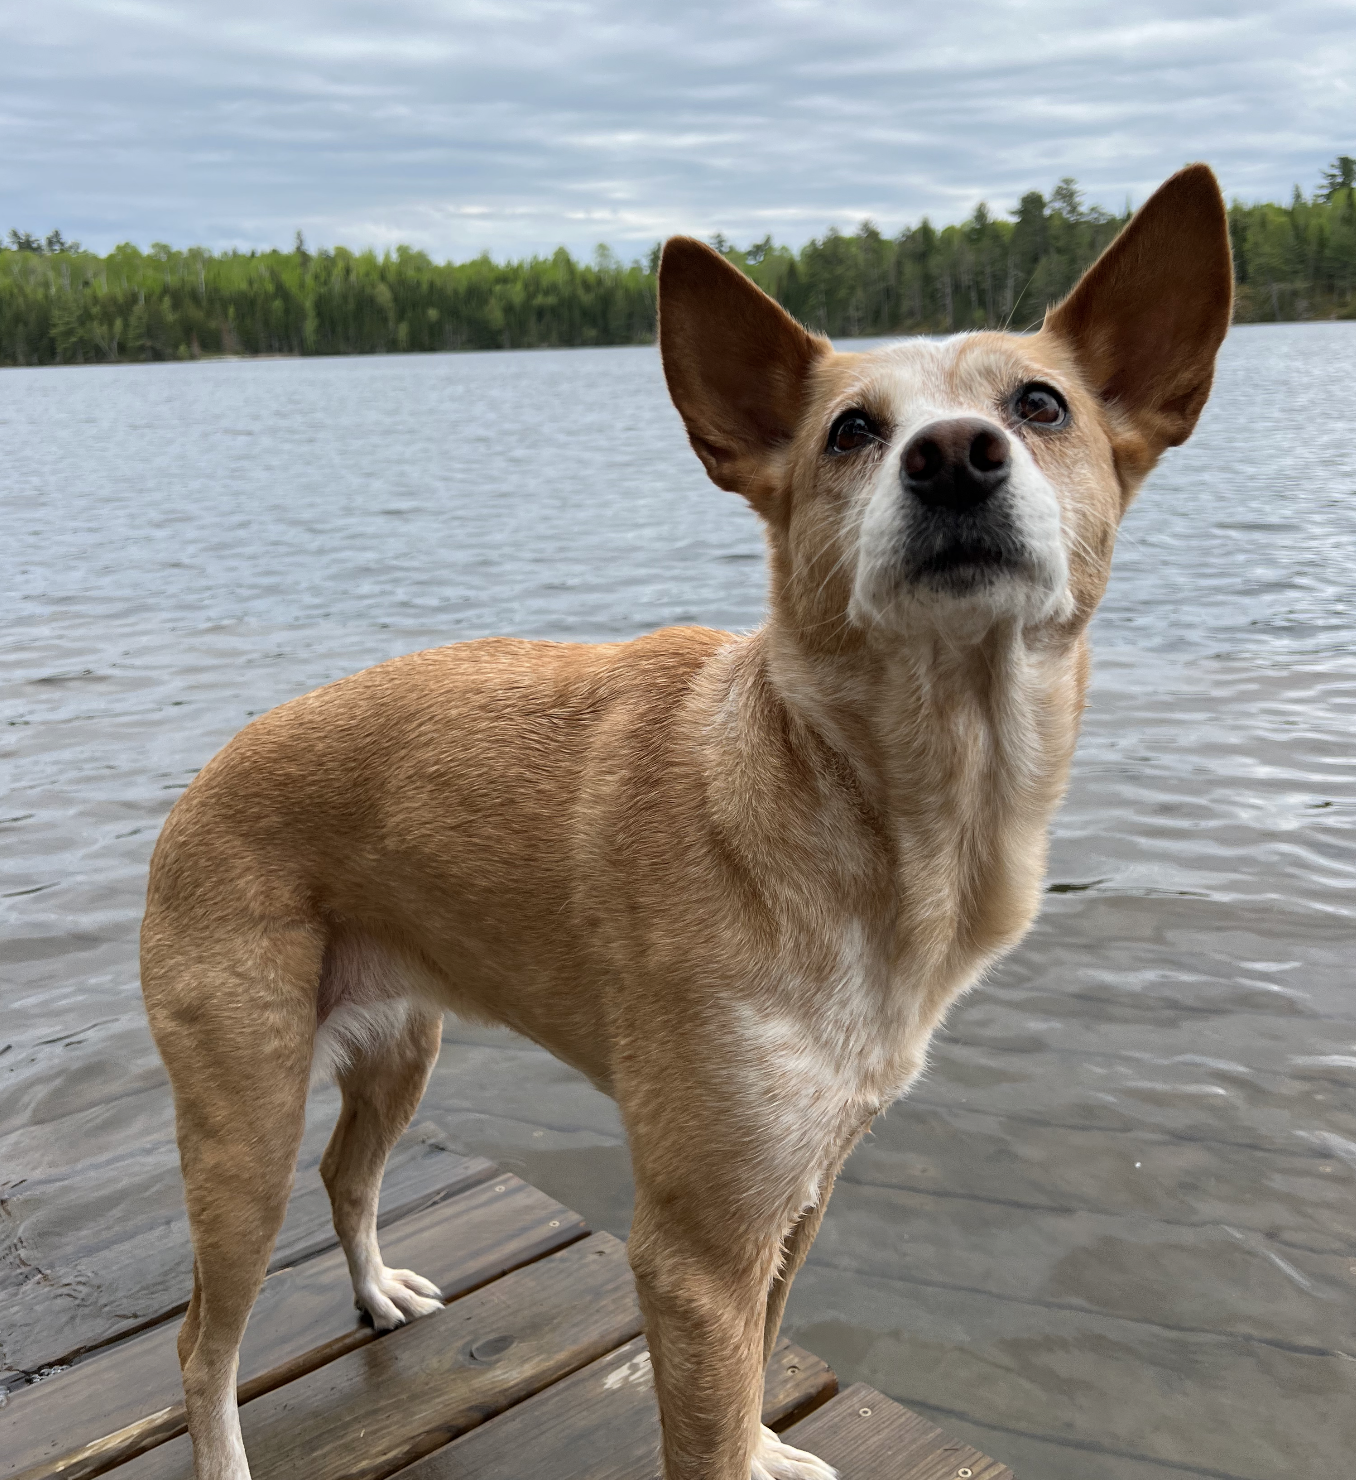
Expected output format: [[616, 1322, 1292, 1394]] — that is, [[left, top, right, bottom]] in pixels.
[[659, 237, 829, 506], [1043, 164, 1233, 469]]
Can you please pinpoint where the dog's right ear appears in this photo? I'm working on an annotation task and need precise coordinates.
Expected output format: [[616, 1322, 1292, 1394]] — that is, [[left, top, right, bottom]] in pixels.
[[659, 238, 828, 510], [1042, 164, 1233, 476]]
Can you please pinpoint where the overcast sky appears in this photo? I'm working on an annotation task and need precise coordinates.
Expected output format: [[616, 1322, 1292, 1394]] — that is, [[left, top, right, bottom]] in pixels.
[[3, 0, 1354, 260]]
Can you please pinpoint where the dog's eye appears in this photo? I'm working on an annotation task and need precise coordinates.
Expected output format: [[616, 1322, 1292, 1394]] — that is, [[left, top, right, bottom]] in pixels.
[[827, 410, 880, 454], [1011, 383, 1069, 429]]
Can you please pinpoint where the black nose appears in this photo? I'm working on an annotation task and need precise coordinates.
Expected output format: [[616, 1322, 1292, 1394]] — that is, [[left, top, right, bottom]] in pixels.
[[902, 419, 1011, 511]]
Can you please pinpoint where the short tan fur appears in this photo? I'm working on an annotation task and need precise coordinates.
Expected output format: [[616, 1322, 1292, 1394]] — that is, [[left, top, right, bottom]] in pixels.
[[141, 164, 1233, 1480]]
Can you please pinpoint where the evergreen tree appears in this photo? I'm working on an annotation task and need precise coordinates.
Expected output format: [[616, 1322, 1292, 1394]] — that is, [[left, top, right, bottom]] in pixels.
[[1319, 155, 1355, 200]]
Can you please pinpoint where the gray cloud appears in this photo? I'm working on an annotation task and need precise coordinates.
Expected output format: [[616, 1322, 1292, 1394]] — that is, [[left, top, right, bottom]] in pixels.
[[2, 0, 1353, 257]]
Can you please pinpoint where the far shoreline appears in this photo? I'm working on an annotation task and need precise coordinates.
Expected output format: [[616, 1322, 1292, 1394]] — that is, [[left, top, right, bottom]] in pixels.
[[3, 317, 1354, 374]]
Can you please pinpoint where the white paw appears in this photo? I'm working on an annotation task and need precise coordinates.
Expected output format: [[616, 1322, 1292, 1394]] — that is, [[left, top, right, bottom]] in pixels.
[[355, 1267, 443, 1330], [751, 1424, 838, 1480]]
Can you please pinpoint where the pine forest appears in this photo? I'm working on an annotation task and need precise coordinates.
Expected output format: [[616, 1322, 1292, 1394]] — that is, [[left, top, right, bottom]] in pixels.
[[4, 159, 1354, 367]]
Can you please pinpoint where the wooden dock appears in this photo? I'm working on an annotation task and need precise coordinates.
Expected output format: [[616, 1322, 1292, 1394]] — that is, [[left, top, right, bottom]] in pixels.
[[1, 1154, 1013, 1480]]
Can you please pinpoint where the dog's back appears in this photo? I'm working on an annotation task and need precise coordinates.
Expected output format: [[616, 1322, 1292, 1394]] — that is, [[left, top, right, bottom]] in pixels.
[[145, 628, 732, 1082]]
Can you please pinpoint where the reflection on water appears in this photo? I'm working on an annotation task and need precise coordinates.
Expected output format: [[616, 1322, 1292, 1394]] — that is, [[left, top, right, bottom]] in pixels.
[[2, 326, 1354, 1477]]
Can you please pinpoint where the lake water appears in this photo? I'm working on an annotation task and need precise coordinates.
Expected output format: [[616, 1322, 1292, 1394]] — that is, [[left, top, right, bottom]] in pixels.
[[2, 327, 1354, 1479]]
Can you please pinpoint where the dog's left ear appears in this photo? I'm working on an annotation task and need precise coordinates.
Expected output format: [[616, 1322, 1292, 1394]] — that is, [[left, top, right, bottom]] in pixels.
[[659, 237, 828, 510], [1043, 163, 1233, 472]]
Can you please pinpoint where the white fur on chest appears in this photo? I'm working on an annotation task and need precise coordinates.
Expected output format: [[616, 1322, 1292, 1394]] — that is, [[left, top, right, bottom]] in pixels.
[[725, 915, 957, 1218]]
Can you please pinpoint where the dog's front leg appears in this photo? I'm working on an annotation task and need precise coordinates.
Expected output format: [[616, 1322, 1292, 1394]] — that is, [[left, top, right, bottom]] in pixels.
[[762, 1114, 872, 1366], [628, 1180, 837, 1480], [761, 1194, 828, 1368]]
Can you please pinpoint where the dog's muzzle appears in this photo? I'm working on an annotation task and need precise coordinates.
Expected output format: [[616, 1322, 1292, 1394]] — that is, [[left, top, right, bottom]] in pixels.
[[898, 418, 1031, 592]]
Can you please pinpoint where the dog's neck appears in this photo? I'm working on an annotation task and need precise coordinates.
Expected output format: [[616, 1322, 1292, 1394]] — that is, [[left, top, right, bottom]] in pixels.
[[702, 607, 1088, 1042], [772, 589, 1084, 794]]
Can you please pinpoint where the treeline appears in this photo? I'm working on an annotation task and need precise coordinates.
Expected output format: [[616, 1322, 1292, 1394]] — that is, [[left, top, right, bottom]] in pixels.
[[3, 159, 1353, 366], [733, 163, 1356, 334], [0, 239, 656, 365]]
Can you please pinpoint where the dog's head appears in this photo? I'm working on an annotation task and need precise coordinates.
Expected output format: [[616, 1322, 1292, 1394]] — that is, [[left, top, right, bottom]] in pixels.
[[659, 165, 1233, 655]]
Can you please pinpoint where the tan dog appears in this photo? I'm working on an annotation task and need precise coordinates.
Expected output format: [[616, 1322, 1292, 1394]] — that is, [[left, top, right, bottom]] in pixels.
[[141, 164, 1233, 1480]]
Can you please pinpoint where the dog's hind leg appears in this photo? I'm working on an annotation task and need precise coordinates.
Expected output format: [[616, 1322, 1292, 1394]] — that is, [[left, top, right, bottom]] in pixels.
[[318, 1001, 445, 1328], [144, 921, 319, 1480]]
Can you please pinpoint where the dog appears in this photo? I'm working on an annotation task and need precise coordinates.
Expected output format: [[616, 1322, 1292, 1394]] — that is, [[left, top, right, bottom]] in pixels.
[[141, 164, 1233, 1480]]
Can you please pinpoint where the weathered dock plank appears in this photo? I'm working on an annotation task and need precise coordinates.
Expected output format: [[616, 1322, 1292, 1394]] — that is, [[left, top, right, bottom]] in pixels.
[[389, 1333, 836, 1479], [6, 1174, 582, 1480], [4, 1145, 492, 1382], [108, 1233, 642, 1480], [780, 1382, 1015, 1480]]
